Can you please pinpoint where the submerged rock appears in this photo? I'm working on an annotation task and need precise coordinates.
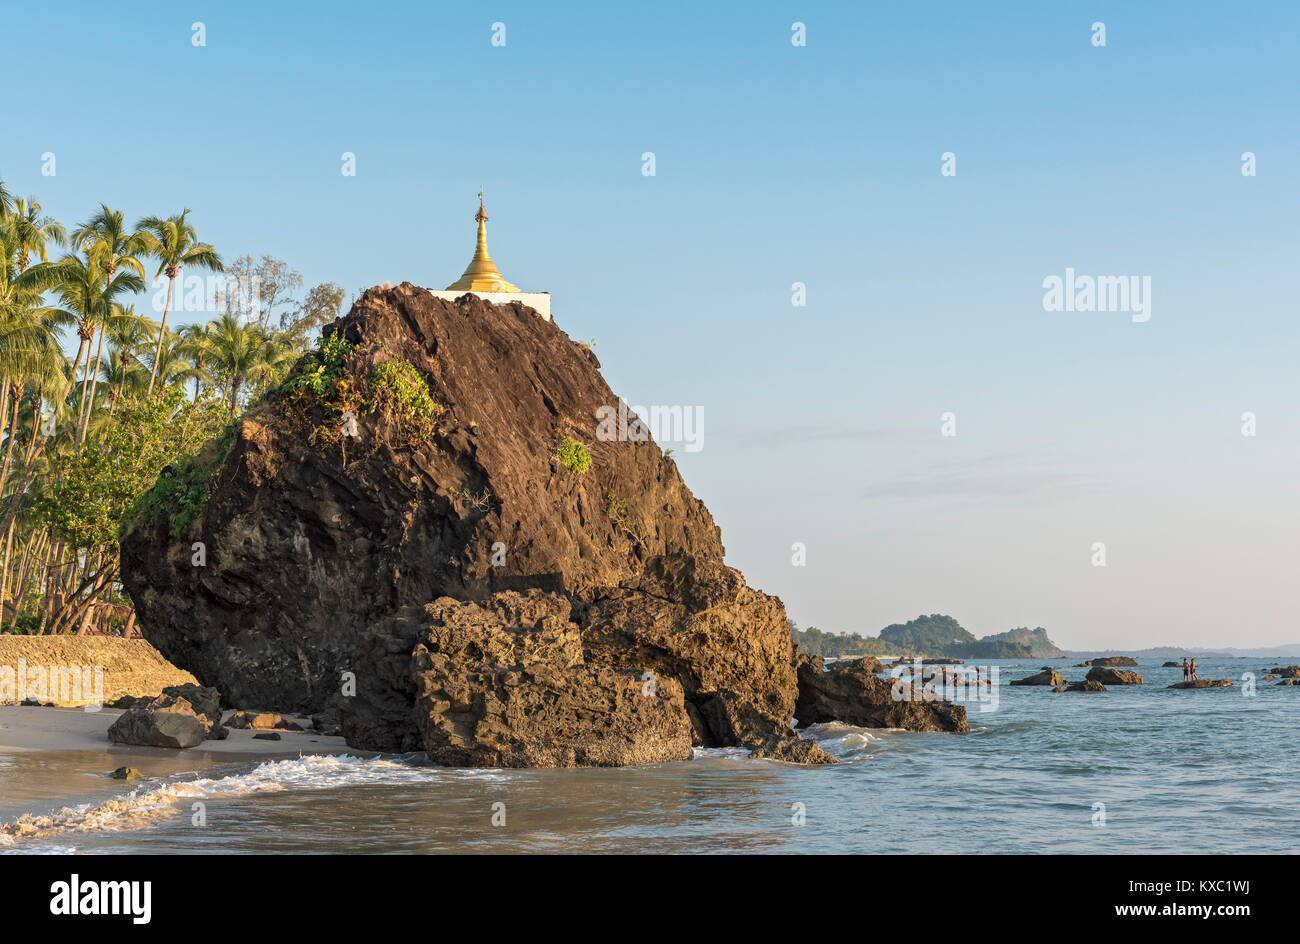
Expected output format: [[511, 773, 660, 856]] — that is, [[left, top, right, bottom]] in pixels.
[[1167, 679, 1232, 689], [109, 766, 143, 780], [120, 286, 966, 765], [1063, 679, 1107, 692], [1086, 667, 1143, 685]]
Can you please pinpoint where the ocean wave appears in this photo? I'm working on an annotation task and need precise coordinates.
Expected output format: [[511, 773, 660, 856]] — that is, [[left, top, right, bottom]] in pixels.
[[0, 754, 479, 843]]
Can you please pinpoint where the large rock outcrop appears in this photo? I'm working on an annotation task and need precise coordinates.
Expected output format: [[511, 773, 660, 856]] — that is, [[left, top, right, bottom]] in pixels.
[[120, 285, 963, 765], [795, 656, 969, 733]]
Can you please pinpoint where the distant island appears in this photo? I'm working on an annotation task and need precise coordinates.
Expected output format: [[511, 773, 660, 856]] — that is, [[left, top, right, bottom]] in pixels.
[[790, 614, 1066, 660], [791, 615, 1300, 661]]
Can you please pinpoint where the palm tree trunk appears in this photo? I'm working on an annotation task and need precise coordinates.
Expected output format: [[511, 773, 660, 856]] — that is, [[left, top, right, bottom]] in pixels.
[[62, 334, 88, 402], [110, 358, 130, 416], [147, 275, 176, 399], [0, 386, 21, 518], [0, 434, 48, 544], [0, 516, 15, 617], [78, 326, 107, 443]]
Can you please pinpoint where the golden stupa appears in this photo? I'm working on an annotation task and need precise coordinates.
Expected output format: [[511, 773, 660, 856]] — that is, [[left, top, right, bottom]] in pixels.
[[445, 189, 521, 293]]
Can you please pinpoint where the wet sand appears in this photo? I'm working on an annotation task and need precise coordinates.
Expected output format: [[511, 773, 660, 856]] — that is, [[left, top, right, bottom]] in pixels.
[[0, 705, 358, 833]]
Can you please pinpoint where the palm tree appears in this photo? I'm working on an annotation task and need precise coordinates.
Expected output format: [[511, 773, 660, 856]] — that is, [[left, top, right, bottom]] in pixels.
[[205, 314, 293, 418], [137, 211, 223, 399], [175, 321, 215, 402], [68, 207, 148, 441], [7, 198, 66, 272], [0, 224, 71, 513], [139, 326, 200, 397], [0, 174, 13, 219], [101, 306, 157, 414]]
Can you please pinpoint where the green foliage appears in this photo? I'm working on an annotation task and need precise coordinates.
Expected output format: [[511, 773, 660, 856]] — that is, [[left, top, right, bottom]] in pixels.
[[605, 492, 639, 539], [368, 357, 442, 444], [558, 436, 591, 474], [290, 332, 354, 398], [370, 359, 439, 421], [878, 614, 977, 652], [789, 621, 898, 658], [92, 392, 236, 540], [446, 484, 492, 512], [947, 627, 1064, 659]]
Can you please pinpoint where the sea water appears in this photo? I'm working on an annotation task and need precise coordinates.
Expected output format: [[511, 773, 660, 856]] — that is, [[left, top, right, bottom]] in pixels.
[[1, 659, 1295, 854]]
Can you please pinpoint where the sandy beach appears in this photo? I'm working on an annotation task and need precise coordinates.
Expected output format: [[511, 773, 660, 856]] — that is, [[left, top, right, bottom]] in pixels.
[[0, 704, 358, 842]]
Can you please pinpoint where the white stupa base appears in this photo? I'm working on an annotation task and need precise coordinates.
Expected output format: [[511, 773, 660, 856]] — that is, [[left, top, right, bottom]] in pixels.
[[426, 290, 551, 321]]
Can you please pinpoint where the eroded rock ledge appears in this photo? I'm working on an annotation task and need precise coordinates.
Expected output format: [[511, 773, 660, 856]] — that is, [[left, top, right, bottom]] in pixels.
[[121, 286, 964, 766]]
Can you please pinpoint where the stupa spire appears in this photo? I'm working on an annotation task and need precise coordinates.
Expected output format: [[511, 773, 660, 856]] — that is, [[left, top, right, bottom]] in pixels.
[[446, 187, 520, 293]]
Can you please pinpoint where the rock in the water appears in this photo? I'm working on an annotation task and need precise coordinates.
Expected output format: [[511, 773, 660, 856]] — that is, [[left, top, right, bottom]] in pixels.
[[1063, 679, 1107, 692], [1278, 679, 1300, 686], [109, 766, 143, 780], [119, 285, 965, 765], [1086, 667, 1143, 685], [696, 689, 835, 764], [1162, 661, 1180, 667], [1265, 665, 1300, 678], [108, 708, 207, 749], [1168, 679, 1232, 689], [1077, 657, 1139, 667], [794, 655, 969, 733], [251, 732, 282, 741], [1011, 669, 1065, 686], [205, 724, 230, 740]]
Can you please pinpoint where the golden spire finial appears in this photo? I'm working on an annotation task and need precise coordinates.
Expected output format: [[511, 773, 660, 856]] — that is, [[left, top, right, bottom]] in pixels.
[[446, 188, 520, 293]]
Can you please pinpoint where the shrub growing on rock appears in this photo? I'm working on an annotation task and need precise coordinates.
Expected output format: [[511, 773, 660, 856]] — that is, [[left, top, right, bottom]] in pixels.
[[557, 436, 591, 474]]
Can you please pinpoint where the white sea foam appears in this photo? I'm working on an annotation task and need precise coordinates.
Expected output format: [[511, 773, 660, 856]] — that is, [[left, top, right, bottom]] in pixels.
[[0, 754, 490, 842]]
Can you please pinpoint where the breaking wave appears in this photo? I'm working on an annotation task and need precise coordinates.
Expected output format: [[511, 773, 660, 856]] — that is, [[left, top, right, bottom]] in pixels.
[[0, 754, 489, 843]]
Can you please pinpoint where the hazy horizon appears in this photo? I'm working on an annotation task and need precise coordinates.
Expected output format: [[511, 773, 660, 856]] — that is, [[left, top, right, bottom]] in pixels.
[[6, 0, 1296, 648]]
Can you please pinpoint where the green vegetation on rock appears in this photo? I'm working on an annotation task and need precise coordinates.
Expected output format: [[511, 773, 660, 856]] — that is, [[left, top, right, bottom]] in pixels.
[[558, 436, 591, 474]]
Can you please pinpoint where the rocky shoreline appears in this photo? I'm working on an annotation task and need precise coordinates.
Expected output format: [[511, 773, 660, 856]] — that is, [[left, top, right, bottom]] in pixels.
[[118, 287, 967, 767]]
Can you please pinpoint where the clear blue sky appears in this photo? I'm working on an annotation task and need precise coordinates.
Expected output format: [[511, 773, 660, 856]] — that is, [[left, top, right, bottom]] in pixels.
[[6, 0, 1297, 648]]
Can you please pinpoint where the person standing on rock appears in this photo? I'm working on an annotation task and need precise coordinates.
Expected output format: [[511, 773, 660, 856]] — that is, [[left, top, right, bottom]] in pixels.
[[1182, 658, 1190, 682], [1190, 659, 1198, 681]]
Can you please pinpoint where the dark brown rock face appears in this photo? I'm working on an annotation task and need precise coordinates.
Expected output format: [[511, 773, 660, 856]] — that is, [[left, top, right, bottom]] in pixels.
[[1077, 657, 1139, 667], [794, 656, 969, 733], [1086, 667, 1144, 685], [120, 286, 964, 765]]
